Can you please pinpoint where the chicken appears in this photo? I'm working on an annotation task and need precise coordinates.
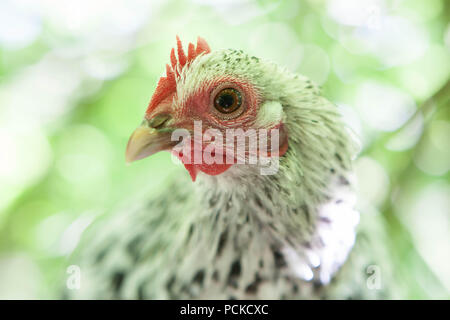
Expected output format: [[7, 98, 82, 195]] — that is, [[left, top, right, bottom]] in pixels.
[[66, 37, 394, 299]]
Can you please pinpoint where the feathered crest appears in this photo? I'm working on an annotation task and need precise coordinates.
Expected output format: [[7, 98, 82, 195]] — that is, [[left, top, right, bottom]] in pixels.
[[146, 36, 211, 114]]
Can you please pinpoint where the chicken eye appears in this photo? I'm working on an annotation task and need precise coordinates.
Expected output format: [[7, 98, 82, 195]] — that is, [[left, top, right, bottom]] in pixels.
[[214, 88, 242, 114]]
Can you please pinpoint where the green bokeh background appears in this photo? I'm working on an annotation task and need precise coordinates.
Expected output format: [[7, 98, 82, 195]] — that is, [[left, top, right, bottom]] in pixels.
[[0, 0, 448, 299]]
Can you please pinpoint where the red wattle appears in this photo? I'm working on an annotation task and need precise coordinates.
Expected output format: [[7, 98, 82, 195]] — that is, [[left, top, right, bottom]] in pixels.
[[182, 162, 233, 182], [171, 146, 233, 182]]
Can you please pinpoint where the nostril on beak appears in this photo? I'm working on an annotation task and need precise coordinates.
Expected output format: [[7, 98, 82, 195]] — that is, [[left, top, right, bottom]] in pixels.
[[147, 114, 172, 129]]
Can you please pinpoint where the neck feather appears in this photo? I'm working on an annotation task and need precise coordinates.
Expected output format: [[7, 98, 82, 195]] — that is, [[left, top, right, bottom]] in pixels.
[[191, 97, 359, 284]]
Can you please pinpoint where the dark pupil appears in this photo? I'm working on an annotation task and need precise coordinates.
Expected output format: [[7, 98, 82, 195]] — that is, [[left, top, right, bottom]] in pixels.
[[217, 93, 235, 109]]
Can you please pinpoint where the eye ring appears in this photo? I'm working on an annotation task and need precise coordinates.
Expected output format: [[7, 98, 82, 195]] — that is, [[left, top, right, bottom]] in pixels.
[[210, 84, 245, 120], [214, 88, 242, 114]]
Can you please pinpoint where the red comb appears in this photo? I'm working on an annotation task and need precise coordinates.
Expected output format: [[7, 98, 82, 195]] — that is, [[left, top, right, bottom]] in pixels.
[[146, 36, 211, 115]]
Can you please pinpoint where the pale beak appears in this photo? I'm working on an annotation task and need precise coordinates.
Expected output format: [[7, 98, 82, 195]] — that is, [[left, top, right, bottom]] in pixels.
[[125, 119, 176, 163]]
